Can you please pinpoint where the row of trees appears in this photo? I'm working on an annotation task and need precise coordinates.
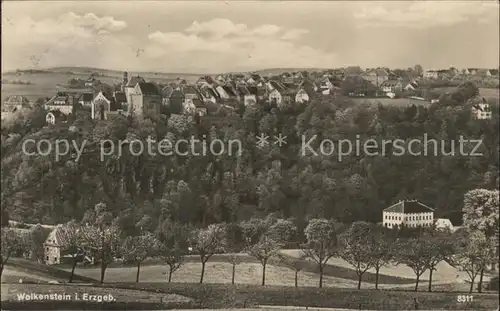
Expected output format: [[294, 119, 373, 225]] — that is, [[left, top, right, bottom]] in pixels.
[[2, 192, 497, 293]]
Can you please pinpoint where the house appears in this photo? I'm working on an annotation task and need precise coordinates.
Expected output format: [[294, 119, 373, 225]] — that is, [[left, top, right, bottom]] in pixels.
[[293, 72, 305, 81], [44, 225, 91, 265], [91, 91, 113, 120], [196, 76, 215, 86], [106, 91, 129, 119], [343, 66, 363, 78], [467, 68, 478, 75], [476, 69, 492, 77], [281, 72, 294, 84], [2, 95, 31, 112], [165, 86, 207, 116], [472, 100, 492, 120], [44, 225, 65, 265], [295, 80, 318, 103], [317, 77, 334, 95], [437, 70, 451, 79], [85, 77, 100, 87], [121, 72, 146, 104], [77, 93, 93, 107], [198, 84, 220, 104], [382, 200, 434, 229], [361, 68, 389, 87], [424, 70, 439, 79], [236, 85, 257, 106], [129, 82, 162, 117], [215, 74, 226, 84], [380, 80, 409, 93], [434, 218, 455, 232], [267, 80, 294, 107], [45, 94, 74, 115], [46, 110, 68, 125], [404, 80, 419, 91]]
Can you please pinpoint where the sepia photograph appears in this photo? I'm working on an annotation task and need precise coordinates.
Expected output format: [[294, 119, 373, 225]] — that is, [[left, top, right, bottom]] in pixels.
[[1, 0, 499, 310]]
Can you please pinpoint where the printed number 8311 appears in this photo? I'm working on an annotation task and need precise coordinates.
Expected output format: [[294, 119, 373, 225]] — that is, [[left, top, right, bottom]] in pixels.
[[457, 295, 473, 303]]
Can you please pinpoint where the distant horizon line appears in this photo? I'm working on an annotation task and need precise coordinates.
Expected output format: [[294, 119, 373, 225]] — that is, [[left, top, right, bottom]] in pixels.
[[2, 65, 499, 76]]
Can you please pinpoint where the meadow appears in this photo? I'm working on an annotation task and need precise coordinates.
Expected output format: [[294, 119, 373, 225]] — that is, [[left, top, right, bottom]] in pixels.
[[2, 253, 498, 310], [1, 67, 200, 102]]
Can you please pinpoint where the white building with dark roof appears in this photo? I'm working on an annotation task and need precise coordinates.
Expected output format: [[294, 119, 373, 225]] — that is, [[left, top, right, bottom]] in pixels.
[[382, 200, 434, 229]]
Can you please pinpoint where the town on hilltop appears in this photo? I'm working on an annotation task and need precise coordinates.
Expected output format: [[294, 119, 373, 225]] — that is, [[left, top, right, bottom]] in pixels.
[[2, 65, 498, 125]]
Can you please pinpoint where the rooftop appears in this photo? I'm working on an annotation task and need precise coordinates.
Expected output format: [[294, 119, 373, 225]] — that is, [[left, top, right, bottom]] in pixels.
[[383, 200, 434, 214]]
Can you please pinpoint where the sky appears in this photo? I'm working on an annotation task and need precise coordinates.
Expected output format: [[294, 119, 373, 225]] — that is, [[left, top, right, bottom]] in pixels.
[[2, 1, 499, 73]]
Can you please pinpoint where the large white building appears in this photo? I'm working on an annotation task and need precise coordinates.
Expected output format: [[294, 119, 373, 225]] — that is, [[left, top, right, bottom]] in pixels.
[[382, 200, 434, 229]]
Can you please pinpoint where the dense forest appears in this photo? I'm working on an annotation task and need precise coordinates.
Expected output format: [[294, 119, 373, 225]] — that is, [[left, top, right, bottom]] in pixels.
[[1, 82, 498, 235]]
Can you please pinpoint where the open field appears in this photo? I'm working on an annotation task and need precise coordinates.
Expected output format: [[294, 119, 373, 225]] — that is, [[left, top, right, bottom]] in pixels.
[[281, 250, 479, 284], [1, 68, 201, 102], [479, 87, 500, 102], [350, 97, 431, 106], [2, 258, 498, 310], [56, 252, 420, 287]]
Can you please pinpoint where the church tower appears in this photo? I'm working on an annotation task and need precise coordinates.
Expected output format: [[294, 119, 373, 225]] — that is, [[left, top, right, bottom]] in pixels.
[[122, 71, 128, 92]]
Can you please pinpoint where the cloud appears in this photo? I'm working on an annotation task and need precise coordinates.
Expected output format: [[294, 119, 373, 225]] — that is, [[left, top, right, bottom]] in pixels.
[[186, 18, 248, 37], [353, 1, 499, 29], [281, 29, 310, 40], [2, 12, 129, 70], [252, 24, 281, 36], [147, 19, 336, 71]]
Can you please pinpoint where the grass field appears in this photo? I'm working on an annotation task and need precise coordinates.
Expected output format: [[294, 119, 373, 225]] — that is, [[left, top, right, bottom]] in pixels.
[[2, 257, 498, 310], [1, 68, 201, 102], [479, 87, 500, 102]]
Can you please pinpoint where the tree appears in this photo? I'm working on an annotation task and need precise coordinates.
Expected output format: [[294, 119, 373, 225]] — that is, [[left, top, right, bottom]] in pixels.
[[225, 223, 245, 285], [462, 189, 499, 291], [157, 220, 190, 283], [413, 64, 423, 76], [0, 228, 25, 277], [280, 253, 305, 287], [58, 221, 85, 282], [28, 224, 51, 263], [369, 226, 393, 290], [190, 224, 227, 284], [301, 219, 340, 288], [247, 235, 283, 286], [339, 221, 374, 290], [450, 230, 496, 293], [121, 233, 160, 282], [420, 228, 455, 292], [395, 238, 428, 291], [160, 246, 184, 283], [80, 224, 121, 284], [268, 218, 297, 247], [1, 209, 9, 227]]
